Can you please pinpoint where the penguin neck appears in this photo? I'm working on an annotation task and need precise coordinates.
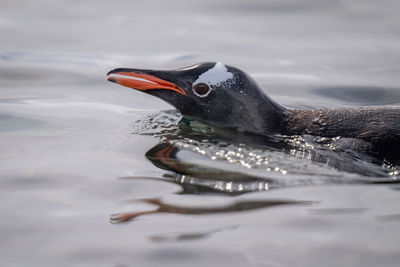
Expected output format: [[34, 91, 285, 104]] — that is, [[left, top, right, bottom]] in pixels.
[[258, 94, 287, 135], [236, 93, 287, 136]]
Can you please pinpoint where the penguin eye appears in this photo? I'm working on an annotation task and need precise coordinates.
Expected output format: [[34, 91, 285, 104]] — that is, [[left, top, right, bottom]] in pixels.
[[193, 83, 211, 97]]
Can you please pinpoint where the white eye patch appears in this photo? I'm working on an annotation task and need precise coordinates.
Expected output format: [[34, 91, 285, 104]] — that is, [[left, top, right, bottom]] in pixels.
[[193, 62, 234, 87]]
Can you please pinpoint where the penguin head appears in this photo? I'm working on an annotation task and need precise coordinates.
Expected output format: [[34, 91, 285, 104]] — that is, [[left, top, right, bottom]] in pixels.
[[107, 62, 286, 135]]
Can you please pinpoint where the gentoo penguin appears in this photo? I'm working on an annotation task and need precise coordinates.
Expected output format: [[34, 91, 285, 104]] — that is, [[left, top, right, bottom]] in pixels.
[[107, 62, 400, 161]]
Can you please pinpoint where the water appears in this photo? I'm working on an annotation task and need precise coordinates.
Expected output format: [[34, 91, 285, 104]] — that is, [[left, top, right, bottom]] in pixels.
[[1, 0, 400, 266]]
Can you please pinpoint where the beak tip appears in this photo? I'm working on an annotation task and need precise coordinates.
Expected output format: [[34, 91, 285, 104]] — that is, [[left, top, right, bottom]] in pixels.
[[107, 76, 117, 83], [107, 69, 118, 76]]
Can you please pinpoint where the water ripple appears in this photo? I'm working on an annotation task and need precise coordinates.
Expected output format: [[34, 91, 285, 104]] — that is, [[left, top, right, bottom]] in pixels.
[[131, 111, 400, 186]]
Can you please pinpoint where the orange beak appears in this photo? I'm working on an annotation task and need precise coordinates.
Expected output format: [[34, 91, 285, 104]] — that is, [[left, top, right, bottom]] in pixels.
[[107, 71, 186, 95]]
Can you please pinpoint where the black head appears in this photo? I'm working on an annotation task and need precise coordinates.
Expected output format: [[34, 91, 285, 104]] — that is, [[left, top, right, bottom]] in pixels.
[[107, 62, 286, 135]]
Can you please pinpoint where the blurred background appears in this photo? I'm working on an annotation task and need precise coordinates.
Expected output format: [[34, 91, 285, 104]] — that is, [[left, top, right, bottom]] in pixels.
[[1, 0, 400, 266], [2, 0, 400, 108]]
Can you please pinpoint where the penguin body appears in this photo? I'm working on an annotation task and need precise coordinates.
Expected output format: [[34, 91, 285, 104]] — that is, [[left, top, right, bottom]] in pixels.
[[107, 62, 400, 161]]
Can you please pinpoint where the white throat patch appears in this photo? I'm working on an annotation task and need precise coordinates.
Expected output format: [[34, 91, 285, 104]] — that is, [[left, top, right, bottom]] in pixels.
[[193, 62, 234, 87]]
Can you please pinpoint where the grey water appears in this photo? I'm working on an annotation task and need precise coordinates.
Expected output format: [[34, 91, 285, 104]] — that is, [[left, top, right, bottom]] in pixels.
[[1, 0, 400, 266]]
